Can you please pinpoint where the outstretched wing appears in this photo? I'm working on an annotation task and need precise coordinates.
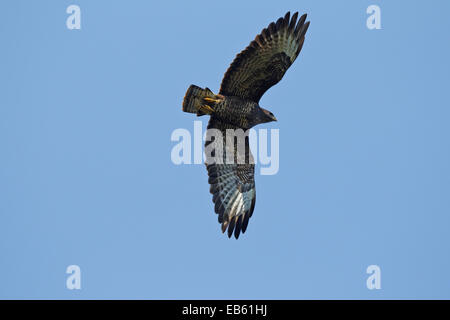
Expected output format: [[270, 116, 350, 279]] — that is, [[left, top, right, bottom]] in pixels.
[[219, 11, 310, 103], [205, 117, 256, 239]]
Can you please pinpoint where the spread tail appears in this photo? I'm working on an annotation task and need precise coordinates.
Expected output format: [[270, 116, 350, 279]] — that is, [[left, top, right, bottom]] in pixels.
[[182, 85, 222, 116]]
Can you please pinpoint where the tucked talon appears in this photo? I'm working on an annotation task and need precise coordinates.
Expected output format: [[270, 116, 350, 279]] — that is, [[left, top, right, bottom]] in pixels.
[[204, 97, 222, 104], [198, 104, 214, 115]]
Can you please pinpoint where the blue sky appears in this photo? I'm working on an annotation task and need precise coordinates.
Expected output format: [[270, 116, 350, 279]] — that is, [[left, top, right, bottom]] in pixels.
[[1, 0, 449, 299]]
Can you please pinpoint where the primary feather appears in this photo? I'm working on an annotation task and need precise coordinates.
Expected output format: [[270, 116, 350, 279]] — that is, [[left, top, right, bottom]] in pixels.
[[220, 12, 310, 102]]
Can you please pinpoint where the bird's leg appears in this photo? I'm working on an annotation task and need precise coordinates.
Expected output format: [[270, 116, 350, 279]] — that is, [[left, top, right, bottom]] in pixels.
[[197, 104, 214, 115], [203, 93, 225, 105], [197, 93, 224, 115], [203, 97, 221, 104]]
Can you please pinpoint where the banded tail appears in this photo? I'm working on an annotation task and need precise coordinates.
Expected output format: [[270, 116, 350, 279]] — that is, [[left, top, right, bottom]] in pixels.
[[182, 85, 223, 116]]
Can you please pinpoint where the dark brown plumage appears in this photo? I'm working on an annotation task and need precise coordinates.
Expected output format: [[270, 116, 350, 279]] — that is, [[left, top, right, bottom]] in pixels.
[[220, 12, 309, 102], [182, 11, 310, 238]]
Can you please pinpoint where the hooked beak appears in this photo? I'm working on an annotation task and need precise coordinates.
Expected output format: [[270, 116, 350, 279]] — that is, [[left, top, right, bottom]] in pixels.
[[262, 108, 277, 122]]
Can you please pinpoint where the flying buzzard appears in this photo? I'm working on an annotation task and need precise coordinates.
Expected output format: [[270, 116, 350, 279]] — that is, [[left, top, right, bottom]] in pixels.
[[182, 11, 310, 239]]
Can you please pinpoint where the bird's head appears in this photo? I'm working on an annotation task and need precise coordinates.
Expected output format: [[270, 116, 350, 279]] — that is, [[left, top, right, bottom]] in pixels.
[[260, 108, 277, 123]]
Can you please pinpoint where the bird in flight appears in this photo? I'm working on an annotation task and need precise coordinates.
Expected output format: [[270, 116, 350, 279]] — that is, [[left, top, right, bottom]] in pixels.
[[182, 11, 310, 239]]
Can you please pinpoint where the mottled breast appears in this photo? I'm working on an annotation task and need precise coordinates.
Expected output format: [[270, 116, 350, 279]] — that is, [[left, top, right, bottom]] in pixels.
[[215, 96, 258, 129]]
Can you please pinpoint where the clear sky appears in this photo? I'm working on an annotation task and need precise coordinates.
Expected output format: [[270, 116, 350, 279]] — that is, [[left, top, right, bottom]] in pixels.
[[1, 0, 450, 299]]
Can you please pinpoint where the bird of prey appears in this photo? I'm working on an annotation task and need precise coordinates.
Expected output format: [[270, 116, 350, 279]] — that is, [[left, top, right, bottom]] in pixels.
[[182, 11, 310, 239]]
